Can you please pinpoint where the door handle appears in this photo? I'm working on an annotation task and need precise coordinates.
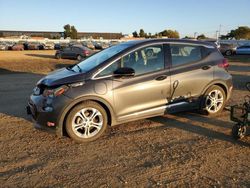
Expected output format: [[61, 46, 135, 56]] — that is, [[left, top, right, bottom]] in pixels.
[[201, 65, 211, 70], [155, 75, 167, 81]]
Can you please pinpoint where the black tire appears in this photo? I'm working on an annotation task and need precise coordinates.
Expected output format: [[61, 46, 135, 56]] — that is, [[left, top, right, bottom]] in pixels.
[[225, 50, 232, 56], [55, 53, 61, 59], [200, 85, 226, 116], [76, 55, 82, 61], [232, 124, 246, 139], [65, 101, 108, 143]]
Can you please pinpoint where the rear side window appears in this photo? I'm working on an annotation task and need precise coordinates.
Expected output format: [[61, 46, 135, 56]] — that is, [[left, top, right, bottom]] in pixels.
[[170, 44, 202, 67], [72, 47, 80, 51]]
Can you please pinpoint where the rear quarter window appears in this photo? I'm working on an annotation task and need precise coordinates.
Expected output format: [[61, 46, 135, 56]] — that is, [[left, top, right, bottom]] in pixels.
[[170, 44, 202, 67]]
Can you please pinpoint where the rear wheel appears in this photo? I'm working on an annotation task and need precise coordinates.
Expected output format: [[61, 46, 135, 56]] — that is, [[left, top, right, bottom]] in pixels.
[[65, 101, 108, 143], [201, 85, 226, 115]]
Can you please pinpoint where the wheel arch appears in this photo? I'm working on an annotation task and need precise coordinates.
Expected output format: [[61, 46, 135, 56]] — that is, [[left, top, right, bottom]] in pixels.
[[202, 80, 229, 98], [57, 96, 115, 137]]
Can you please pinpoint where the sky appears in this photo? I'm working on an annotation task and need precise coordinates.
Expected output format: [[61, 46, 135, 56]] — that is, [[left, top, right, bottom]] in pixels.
[[0, 0, 250, 38]]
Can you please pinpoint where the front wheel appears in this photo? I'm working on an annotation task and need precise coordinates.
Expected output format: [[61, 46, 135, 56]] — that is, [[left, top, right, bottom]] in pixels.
[[65, 101, 108, 143], [201, 85, 226, 115]]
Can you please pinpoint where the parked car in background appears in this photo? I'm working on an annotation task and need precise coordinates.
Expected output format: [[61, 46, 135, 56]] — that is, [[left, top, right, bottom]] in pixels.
[[11, 42, 24, 51], [82, 41, 95, 50], [54, 42, 69, 50], [55, 45, 92, 60], [26, 42, 41, 50], [93, 41, 109, 50], [28, 39, 232, 143], [0, 42, 8, 50], [43, 42, 55, 50], [5, 42, 15, 50], [235, 45, 250, 55], [219, 43, 237, 56], [54, 43, 61, 50]]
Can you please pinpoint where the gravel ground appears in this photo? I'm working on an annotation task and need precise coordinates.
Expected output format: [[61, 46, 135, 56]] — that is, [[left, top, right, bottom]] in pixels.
[[0, 51, 249, 187]]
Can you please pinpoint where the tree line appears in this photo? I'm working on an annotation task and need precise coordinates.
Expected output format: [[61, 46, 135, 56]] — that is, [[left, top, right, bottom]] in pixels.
[[63, 24, 250, 40], [220, 26, 250, 40], [132, 29, 180, 38]]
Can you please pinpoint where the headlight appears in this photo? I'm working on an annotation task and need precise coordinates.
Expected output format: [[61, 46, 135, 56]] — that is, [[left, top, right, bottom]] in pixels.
[[43, 85, 69, 97]]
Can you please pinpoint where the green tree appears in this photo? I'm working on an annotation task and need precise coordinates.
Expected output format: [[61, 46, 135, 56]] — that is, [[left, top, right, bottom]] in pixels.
[[197, 34, 207, 40], [132, 31, 138, 38], [70, 26, 78, 39], [139, 29, 146, 38], [63, 24, 78, 39], [220, 26, 250, 40], [183, 36, 194, 39], [63, 24, 71, 38], [159, 29, 180, 38], [230, 26, 250, 39]]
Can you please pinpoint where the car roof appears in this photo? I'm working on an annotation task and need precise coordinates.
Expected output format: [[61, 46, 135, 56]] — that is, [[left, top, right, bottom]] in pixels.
[[72, 44, 90, 50], [122, 38, 216, 48]]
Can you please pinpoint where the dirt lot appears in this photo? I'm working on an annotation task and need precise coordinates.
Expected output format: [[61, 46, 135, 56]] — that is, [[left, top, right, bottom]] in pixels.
[[0, 50, 250, 187]]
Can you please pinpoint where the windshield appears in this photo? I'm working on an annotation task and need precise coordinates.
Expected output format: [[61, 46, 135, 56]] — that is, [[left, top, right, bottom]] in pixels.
[[71, 43, 131, 73]]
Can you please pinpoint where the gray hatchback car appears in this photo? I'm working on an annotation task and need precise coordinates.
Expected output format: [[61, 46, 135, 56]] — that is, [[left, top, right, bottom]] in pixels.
[[27, 39, 233, 143]]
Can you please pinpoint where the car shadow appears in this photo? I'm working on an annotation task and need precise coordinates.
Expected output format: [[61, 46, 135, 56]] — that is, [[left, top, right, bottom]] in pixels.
[[0, 68, 43, 120], [25, 54, 55, 59], [227, 55, 250, 63], [231, 74, 250, 90], [229, 65, 250, 72], [150, 112, 249, 147]]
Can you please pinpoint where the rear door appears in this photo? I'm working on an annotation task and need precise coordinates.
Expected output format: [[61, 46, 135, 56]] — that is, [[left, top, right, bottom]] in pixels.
[[167, 43, 214, 101]]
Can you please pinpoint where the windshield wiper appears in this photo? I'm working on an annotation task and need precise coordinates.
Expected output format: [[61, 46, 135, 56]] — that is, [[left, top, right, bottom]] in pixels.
[[66, 66, 75, 72], [74, 64, 82, 72], [66, 64, 82, 72]]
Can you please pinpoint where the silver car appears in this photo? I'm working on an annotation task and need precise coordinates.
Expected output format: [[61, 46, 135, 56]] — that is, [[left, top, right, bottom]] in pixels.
[[27, 39, 233, 143]]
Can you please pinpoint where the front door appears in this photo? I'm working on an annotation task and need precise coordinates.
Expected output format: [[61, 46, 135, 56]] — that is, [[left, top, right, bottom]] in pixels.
[[97, 44, 171, 122]]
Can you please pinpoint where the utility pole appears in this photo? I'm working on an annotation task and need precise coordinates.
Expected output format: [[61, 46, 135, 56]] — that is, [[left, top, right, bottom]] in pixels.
[[216, 30, 219, 40], [194, 32, 197, 39], [218, 24, 222, 41]]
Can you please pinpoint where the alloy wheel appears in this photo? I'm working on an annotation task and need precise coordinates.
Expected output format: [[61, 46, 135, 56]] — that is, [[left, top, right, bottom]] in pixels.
[[71, 108, 103, 138], [205, 89, 224, 113]]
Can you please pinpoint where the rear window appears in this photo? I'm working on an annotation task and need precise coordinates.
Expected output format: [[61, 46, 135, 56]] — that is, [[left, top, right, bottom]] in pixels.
[[170, 44, 202, 67]]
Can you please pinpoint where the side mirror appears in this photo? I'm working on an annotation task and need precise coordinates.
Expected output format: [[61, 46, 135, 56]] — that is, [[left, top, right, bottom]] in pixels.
[[113, 67, 135, 78]]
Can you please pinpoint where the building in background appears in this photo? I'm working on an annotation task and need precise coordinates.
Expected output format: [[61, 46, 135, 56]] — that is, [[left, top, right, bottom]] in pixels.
[[0, 30, 123, 40]]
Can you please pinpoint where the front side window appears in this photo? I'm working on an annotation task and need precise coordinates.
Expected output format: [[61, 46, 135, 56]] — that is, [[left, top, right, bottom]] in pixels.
[[71, 43, 132, 73], [170, 44, 202, 67], [97, 45, 165, 77]]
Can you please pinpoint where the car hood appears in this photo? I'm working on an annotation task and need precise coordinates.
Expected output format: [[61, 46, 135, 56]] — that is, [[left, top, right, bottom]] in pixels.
[[37, 67, 86, 87]]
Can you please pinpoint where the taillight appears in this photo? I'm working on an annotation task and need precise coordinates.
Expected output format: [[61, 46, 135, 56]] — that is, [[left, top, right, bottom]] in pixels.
[[83, 50, 88, 54], [218, 59, 229, 69]]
